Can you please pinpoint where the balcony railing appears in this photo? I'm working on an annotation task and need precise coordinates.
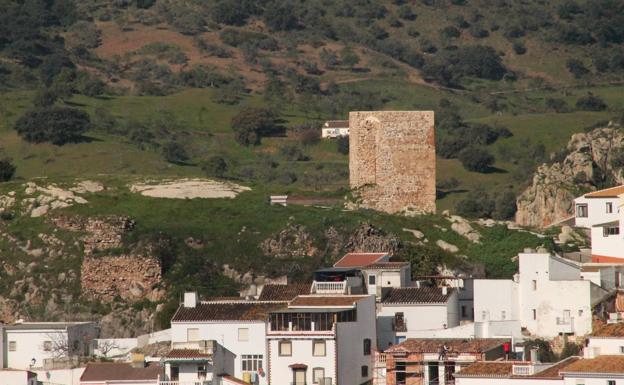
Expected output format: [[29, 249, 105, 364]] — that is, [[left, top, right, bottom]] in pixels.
[[556, 317, 574, 333], [392, 319, 407, 332], [160, 381, 211, 385], [312, 281, 347, 294]]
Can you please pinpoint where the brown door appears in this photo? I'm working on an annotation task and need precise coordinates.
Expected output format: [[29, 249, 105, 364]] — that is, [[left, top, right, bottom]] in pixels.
[[293, 369, 306, 385]]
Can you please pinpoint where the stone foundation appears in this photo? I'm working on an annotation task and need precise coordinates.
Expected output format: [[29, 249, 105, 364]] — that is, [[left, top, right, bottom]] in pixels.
[[349, 111, 436, 215]]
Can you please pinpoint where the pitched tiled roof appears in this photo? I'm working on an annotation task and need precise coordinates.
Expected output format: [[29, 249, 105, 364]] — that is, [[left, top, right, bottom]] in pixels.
[[591, 322, 624, 337], [324, 120, 349, 128], [165, 349, 212, 359], [585, 185, 624, 198], [381, 287, 453, 304], [385, 338, 507, 354], [258, 284, 311, 301], [364, 262, 409, 269], [334, 252, 389, 268], [171, 302, 286, 322], [289, 295, 367, 307], [80, 362, 162, 382], [455, 362, 514, 377], [560, 355, 624, 374]]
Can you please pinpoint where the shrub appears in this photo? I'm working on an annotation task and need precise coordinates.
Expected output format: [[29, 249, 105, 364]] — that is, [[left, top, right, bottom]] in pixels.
[[493, 190, 517, 220], [279, 143, 308, 161], [162, 141, 189, 164], [202, 156, 228, 178], [512, 41, 526, 55], [455, 190, 494, 218], [566, 58, 589, 78], [459, 146, 494, 172], [231, 107, 278, 145], [441, 26, 460, 39], [545, 97, 569, 113], [14, 107, 90, 145], [264, 1, 299, 31], [397, 5, 416, 20], [0, 158, 16, 182], [337, 136, 349, 155], [340, 47, 360, 69], [576, 94, 607, 111], [437, 177, 460, 190]]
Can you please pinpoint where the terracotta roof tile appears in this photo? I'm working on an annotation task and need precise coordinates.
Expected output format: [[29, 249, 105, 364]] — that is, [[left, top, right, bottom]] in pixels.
[[289, 295, 368, 307], [323, 120, 349, 128], [171, 302, 286, 322], [165, 349, 212, 359], [591, 322, 624, 337], [334, 252, 389, 268], [258, 284, 311, 301], [381, 287, 453, 304], [364, 262, 409, 269], [80, 362, 162, 382], [585, 185, 624, 198], [386, 338, 508, 354], [456, 362, 514, 377], [561, 355, 624, 374]]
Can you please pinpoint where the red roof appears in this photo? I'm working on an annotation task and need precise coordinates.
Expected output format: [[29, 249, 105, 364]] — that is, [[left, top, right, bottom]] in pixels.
[[165, 349, 212, 359], [585, 185, 624, 198], [80, 362, 162, 382], [289, 295, 368, 307], [334, 252, 389, 268]]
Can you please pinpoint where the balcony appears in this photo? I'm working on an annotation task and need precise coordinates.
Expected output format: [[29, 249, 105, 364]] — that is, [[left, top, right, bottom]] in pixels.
[[392, 318, 407, 332], [160, 382, 211, 385], [311, 281, 347, 294], [512, 363, 553, 376]]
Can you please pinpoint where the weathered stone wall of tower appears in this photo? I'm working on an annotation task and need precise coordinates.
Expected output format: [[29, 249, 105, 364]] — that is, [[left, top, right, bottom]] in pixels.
[[349, 111, 436, 215]]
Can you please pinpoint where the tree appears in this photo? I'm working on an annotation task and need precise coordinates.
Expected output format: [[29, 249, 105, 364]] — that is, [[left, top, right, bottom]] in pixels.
[[231, 107, 278, 145], [15, 107, 90, 145], [459, 146, 494, 172], [337, 136, 349, 155], [320, 48, 338, 69], [264, 1, 298, 31], [202, 156, 228, 178], [340, 47, 360, 69], [162, 141, 189, 164], [576, 94, 607, 111], [0, 158, 16, 182], [96, 340, 120, 358]]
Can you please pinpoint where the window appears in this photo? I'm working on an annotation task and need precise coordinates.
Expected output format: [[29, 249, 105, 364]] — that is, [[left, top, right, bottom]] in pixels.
[[620, 346, 624, 354], [607, 381, 615, 385], [579, 309, 584, 317], [532, 280, 537, 290], [238, 328, 249, 342], [279, 340, 292, 356], [363, 338, 371, 355], [43, 341, 52, 352], [501, 311, 506, 320], [198, 364, 207, 380], [313, 340, 326, 356], [187, 328, 199, 342], [533, 309, 537, 320], [368, 275, 376, 285], [576, 204, 588, 218], [607, 202, 613, 213], [481, 311, 487, 321], [361, 365, 369, 377], [241, 354, 263, 371], [171, 366, 179, 381], [604, 226, 620, 237], [8, 341, 16, 351], [461, 306, 467, 318], [313, 368, 325, 384]]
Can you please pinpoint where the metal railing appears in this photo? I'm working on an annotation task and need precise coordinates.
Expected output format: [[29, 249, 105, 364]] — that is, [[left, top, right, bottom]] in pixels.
[[312, 281, 347, 294], [392, 318, 407, 332]]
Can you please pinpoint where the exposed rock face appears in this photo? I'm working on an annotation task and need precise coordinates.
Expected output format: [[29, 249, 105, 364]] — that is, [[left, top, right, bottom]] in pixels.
[[344, 223, 401, 254], [81, 255, 163, 303], [516, 125, 624, 228], [349, 111, 436, 215], [260, 219, 317, 258], [52, 215, 136, 255]]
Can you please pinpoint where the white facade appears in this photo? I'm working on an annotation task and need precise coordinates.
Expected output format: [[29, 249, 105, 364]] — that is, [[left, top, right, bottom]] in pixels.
[[267, 295, 377, 385], [377, 290, 459, 348], [474, 279, 519, 324], [586, 336, 624, 358], [171, 320, 267, 385], [360, 265, 410, 298], [321, 120, 349, 139], [2, 322, 98, 370], [0, 370, 38, 385], [574, 194, 620, 229]]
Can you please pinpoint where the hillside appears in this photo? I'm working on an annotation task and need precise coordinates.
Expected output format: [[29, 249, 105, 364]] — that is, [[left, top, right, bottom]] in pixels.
[[0, 0, 623, 333]]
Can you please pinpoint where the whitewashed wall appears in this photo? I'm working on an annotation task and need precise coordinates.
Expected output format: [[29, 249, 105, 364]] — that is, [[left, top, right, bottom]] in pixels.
[[573, 196, 620, 228]]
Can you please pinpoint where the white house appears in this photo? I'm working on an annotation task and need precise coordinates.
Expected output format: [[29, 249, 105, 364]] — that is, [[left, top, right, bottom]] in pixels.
[[267, 295, 377, 385], [1, 321, 98, 370], [377, 287, 459, 348], [0, 369, 38, 385], [560, 355, 624, 384], [170, 293, 285, 385], [360, 262, 411, 299], [321, 120, 349, 138], [585, 323, 624, 358], [574, 186, 623, 229], [162, 340, 234, 385], [473, 251, 610, 338]]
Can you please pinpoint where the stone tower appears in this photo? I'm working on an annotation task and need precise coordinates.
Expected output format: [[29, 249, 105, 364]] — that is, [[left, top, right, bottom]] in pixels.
[[349, 111, 436, 215]]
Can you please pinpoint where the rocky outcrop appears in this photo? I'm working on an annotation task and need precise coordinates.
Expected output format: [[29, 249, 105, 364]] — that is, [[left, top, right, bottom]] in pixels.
[[260, 218, 318, 258], [81, 255, 163, 303], [516, 124, 624, 228], [52, 215, 135, 254], [344, 223, 401, 254]]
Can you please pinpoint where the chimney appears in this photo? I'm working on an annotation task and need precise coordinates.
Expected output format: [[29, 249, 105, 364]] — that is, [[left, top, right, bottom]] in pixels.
[[184, 292, 198, 308], [441, 286, 448, 296], [530, 348, 539, 363]]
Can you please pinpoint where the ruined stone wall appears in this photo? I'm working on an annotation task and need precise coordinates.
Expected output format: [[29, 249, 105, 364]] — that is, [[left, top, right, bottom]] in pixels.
[[349, 111, 436, 215], [81, 255, 163, 302]]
